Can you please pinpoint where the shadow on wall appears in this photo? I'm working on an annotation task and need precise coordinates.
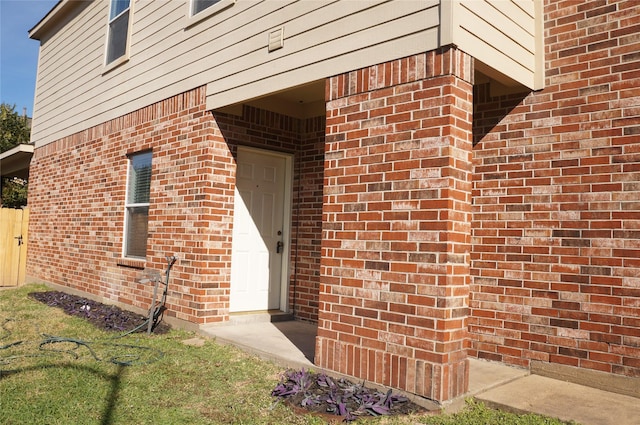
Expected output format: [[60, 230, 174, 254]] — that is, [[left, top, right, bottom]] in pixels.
[[473, 82, 531, 146]]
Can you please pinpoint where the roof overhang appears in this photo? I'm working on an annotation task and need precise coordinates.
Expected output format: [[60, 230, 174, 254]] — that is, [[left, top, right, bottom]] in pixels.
[[29, 0, 76, 41], [0, 144, 35, 180]]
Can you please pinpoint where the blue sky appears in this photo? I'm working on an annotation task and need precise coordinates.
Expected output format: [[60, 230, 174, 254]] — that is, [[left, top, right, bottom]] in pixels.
[[1, 0, 58, 117]]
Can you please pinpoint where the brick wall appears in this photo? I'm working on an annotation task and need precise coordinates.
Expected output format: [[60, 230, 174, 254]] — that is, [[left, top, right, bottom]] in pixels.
[[470, 0, 640, 377], [317, 47, 474, 402], [27, 87, 232, 324], [28, 87, 325, 324], [292, 117, 326, 321]]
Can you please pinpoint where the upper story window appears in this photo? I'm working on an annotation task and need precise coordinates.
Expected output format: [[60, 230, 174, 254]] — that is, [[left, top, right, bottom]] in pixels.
[[187, 0, 234, 27], [106, 0, 131, 65], [124, 151, 152, 259], [192, 0, 221, 16]]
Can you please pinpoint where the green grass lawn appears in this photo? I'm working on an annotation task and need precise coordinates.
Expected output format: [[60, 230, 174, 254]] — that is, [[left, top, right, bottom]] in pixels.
[[1, 285, 576, 425]]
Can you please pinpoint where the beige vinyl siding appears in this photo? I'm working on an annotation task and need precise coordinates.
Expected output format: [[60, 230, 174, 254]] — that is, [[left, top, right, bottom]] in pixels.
[[31, 0, 542, 147], [205, 0, 440, 109], [453, 0, 542, 89], [36, 5, 104, 90], [31, 0, 440, 147], [31, 1, 109, 147]]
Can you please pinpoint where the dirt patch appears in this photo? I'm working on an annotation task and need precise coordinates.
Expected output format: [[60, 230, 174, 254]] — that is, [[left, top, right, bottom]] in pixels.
[[29, 291, 170, 334]]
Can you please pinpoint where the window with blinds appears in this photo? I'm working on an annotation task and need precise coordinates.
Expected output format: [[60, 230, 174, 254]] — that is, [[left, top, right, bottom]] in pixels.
[[124, 151, 152, 258]]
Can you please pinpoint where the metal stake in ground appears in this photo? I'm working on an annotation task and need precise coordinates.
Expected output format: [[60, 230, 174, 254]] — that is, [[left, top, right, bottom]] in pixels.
[[147, 276, 160, 335], [139, 256, 178, 335], [147, 256, 178, 335]]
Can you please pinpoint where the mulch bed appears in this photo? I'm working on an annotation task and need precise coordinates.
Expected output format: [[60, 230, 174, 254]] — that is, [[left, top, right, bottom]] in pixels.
[[29, 291, 170, 334], [272, 368, 432, 422]]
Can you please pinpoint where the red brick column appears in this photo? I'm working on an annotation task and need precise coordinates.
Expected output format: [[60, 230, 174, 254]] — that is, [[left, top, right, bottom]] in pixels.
[[316, 47, 474, 402]]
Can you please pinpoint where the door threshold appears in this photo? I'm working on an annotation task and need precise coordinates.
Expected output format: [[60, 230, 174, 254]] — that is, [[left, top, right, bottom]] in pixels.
[[228, 310, 293, 325]]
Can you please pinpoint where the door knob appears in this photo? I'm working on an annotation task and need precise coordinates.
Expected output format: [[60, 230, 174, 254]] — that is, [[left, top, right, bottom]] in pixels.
[[276, 240, 284, 254]]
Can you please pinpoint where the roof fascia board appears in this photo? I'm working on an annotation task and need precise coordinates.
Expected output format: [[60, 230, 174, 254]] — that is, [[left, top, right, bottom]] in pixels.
[[29, 0, 76, 41], [0, 144, 35, 161]]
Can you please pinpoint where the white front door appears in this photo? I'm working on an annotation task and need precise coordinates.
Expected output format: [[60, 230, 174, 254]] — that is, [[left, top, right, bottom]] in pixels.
[[230, 147, 289, 312]]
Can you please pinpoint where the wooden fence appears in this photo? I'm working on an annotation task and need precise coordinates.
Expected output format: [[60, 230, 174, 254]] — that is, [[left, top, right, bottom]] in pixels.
[[1, 207, 29, 287]]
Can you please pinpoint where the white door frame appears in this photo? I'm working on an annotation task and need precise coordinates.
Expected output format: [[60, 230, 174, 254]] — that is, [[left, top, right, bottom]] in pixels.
[[233, 145, 293, 313]]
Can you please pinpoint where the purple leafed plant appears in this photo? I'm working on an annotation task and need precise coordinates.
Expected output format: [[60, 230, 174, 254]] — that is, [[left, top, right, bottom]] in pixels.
[[271, 369, 421, 422], [29, 291, 170, 334]]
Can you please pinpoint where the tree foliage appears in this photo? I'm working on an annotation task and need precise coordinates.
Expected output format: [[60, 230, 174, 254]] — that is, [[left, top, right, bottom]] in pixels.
[[1, 103, 31, 207], [1, 103, 30, 153], [2, 178, 28, 208]]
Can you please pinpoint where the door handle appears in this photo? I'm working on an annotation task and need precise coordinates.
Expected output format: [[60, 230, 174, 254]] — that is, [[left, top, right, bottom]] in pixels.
[[276, 240, 284, 254], [15, 235, 23, 246]]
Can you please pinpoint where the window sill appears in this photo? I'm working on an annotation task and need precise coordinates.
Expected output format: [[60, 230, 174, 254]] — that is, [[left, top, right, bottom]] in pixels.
[[102, 55, 129, 76], [185, 0, 235, 29], [117, 257, 146, 269]]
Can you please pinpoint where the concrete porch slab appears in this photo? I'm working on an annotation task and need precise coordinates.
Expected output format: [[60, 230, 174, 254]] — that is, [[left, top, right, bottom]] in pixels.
[[199, 320, 316, 370]]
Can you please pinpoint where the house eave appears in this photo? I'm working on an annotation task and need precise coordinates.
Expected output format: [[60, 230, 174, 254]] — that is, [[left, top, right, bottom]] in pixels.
[[0, 144, 35, 180], [28, 0, 75, 41]]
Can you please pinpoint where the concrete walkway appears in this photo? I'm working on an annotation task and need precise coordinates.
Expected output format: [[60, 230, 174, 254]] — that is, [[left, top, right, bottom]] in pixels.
[[200, 320, 640, 425], [467, 358, 640, 425]]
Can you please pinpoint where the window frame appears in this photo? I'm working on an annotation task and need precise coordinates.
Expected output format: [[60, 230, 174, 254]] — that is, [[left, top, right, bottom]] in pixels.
[[123, 150, 152, 260], [186, 0, 235, 28], [104, 0, 133, 71]]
